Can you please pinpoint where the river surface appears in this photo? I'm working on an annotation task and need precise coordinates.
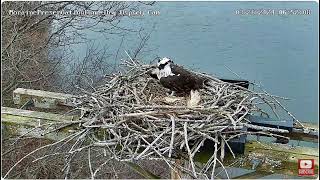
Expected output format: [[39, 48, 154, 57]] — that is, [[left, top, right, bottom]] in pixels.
[[72, 1, 318, 123]]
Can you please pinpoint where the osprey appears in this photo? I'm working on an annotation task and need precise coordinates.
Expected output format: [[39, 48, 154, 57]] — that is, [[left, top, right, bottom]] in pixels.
[[151, 57, 208, 107]]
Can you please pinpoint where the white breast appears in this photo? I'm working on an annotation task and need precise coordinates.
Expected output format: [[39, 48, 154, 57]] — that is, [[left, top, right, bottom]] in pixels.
[[158, 65, 175, 79]]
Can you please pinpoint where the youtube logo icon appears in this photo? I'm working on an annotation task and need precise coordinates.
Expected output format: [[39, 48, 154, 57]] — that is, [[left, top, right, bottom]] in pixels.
[[298, 159, 315, 176]]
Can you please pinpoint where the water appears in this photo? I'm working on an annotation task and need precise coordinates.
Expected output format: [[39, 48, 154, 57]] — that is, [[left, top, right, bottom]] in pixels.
[[72, 2, 318, 123]]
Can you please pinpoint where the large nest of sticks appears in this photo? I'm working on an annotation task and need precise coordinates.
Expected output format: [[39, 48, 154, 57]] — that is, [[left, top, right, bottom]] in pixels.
[[71, 59, 297, 178]]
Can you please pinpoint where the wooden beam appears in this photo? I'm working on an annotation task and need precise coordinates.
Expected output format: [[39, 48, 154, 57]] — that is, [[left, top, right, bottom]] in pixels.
[[13, 88, 75, 109], [2, 107, 75, 122], [1, 107, 77, 141]]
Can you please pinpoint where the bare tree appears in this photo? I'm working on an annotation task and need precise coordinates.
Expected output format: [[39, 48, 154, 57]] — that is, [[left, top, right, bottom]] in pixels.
[[57, 43, 112, 93]]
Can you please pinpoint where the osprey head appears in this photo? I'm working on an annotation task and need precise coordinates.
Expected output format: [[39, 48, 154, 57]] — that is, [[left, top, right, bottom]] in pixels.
[[157, 57, 173, 70]]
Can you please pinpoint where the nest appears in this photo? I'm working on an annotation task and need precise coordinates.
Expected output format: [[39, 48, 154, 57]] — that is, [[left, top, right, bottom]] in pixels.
[[69, 59, 298, 179]]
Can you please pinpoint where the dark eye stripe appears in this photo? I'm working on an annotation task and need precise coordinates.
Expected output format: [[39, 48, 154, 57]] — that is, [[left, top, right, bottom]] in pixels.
[[158, 64, 165, 69], [158, 61, 169, 70]]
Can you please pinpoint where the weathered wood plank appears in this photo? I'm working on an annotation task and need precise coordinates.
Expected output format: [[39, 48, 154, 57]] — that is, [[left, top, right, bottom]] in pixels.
[[2, 118, 72, 141], [2, 107, 75, 122], [1, 107, 77, 141], [13, 88, 75, 109]]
